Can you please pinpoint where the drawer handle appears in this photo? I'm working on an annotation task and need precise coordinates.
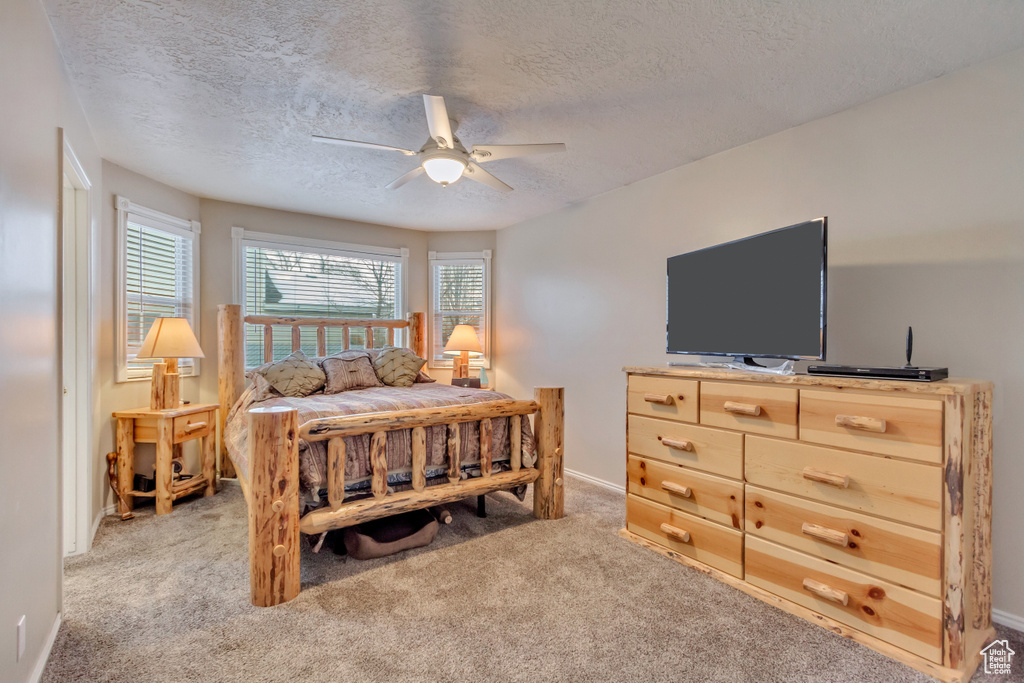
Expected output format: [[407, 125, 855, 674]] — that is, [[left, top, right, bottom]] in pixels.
[[801, 522, 849, 547], [802, 578, 849, 606], [661, 481, 692, 498], [724, 401, 761, 416], [802, 467, 850, 489], [659, 523, 691, 543], [835, 414, 887, 433], [661, 437, 693, 452], [644, 393, 674, 405], [183, 421, 207, 434]]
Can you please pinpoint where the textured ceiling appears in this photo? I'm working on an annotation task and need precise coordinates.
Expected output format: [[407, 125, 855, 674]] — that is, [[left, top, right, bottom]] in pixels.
[[44, 0, 1024, 230]]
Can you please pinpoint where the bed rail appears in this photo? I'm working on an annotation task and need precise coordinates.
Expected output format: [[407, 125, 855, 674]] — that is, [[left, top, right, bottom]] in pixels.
[[246, 388, 563, 607]]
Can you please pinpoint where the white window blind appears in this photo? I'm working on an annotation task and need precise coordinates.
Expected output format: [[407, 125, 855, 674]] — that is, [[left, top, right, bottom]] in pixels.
[[429, 251, 491, 368], [116, 197, 199, 382], [240, 236, 405, 367]]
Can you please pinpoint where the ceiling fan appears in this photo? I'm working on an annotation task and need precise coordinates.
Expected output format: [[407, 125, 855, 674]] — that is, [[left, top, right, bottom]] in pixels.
[[312, 95, 566, 192]]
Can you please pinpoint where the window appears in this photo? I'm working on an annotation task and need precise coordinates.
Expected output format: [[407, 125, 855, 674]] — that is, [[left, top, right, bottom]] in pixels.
[[116, 196, 200, 381], [233, 229, 408, 368], [429, 250, 491, 368]]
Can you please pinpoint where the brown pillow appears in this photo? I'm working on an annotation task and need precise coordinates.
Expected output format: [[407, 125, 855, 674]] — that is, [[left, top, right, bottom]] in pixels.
[[256, 350, 326, 398], [362, 348, 434, 382], [373, 346, 427, 387], [322, 350, 385, 393]]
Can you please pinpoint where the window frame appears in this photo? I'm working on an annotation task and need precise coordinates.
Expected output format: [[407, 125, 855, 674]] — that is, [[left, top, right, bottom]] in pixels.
[[115, 195, 201, 382], [428, 249, 492, 370], [232, 228, 409, 367]]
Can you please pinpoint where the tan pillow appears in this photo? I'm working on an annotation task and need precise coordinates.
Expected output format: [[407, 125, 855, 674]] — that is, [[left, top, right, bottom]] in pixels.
[[363, 348, 433, 382], [323, 350, 385, 393], [373, 346, 427, 388], [257, 350, 325, 398], [251, 373, 283, 402]]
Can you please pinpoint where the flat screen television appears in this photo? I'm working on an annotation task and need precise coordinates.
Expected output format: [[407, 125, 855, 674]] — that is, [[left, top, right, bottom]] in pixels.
[[667, 218, 827, 364]]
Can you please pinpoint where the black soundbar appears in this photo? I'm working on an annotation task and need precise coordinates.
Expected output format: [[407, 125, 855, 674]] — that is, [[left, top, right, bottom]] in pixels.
[[807, 364, 948, 382]]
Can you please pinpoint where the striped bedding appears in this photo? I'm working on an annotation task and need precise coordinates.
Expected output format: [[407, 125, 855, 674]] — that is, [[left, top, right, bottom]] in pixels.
[[224, 383, 536, 509]]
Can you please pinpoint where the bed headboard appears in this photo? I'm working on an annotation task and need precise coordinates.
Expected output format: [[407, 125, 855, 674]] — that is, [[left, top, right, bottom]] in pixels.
[[215, 304, 426, 476]]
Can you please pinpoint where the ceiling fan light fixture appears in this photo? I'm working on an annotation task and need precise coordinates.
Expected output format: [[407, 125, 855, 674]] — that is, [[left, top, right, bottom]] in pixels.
[[422, 155, 466, 186]]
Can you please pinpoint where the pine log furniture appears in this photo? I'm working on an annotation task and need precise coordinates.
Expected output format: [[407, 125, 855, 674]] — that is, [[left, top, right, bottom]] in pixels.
[[217, 304, 565, 607], [111, 402, 219, 516], [621, 367, 994, 683]]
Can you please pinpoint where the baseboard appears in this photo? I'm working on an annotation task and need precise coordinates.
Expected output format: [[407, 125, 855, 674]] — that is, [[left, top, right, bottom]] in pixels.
[[993, 608, 1024, 633], [28, 612, 61, 683], [565, 468, 625, 495], [85, 504, 118, 553]]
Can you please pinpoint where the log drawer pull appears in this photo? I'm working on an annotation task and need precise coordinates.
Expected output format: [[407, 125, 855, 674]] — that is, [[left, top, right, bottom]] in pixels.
[[183, 421, 207, 434], [801, 522, 849, 546], [802, 467, 850, 489], [802, 578, 849, 606], [723, 401, 761, 417], [659, 523, 691, 543], [644, 393, 674, 405], [835, 414, 887, 433], [660, 437, 693, 452], [661, 481, 692, 498]]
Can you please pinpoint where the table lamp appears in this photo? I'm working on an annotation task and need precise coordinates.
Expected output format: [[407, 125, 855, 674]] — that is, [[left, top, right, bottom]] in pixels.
[[136, 317, 205, 410], [443, 324, 482, 379]]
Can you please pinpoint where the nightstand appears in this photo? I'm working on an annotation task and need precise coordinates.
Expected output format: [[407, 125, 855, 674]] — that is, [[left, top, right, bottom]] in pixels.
[[112, 403, 219, 516]]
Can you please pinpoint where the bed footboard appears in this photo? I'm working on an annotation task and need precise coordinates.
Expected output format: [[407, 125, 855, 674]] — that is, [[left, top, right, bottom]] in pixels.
[[245, 388, 565, 607]]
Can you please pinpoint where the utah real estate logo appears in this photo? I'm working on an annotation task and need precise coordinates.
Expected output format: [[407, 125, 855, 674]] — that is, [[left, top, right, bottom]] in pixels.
[[980, 639, 1015, 676]]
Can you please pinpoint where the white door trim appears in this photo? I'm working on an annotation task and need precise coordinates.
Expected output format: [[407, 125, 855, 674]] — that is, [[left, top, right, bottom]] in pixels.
[[60, 132, 93, 557]]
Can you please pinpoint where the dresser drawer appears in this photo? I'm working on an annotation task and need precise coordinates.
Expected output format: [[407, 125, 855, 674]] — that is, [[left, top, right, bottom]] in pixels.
[[628, 456, 744, 530], [173, 411, 214, 442], [799, 390, 943, 464], [627, 375, 699, 423], [626, 495, 743, 578], [745, 536, 942, 662], [745, 486, 941, 595], [700, 382, 798, 439], [744, 436, 942, 530], [627, 414, 743, 479]]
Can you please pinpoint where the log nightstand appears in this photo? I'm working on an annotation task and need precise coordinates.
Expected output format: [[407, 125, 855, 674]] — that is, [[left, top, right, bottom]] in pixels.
[[113, 403, 219, 516]]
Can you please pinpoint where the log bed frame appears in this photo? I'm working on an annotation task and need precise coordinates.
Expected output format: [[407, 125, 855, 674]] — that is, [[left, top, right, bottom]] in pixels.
[[216, 304, 565, 607]]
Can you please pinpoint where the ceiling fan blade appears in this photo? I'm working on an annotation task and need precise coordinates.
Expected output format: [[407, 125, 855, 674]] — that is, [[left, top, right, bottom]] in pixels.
[[463, 162, 513, 193], [385, 166, 425, 190], [471, 143, 566, 163], [423, 95, 454, 149], [312, 135, 416, 156]]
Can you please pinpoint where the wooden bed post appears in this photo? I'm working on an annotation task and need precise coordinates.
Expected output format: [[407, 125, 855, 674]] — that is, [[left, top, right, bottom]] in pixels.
[[248, 406, 301, 607], [533, 387, 565, 520], [217, 304, 244, 478], [407, 311, 425, 358]]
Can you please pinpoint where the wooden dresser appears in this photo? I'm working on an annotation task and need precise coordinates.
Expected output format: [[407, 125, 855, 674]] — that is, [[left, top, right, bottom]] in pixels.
[[621, 367, 994, 683]]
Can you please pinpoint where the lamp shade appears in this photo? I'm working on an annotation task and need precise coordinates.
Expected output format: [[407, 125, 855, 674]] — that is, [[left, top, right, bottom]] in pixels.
[[443, 324, 483, 355], [136, 317, 205, 359]]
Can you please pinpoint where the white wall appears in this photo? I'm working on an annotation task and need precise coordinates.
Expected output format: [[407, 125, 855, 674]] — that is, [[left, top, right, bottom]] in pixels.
[[495, 48, 1024, 620], [0, 0, 102, 679]]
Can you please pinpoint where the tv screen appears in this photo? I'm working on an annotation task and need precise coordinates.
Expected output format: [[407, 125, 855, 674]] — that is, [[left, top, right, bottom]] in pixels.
[[667, 218, 827, 360]]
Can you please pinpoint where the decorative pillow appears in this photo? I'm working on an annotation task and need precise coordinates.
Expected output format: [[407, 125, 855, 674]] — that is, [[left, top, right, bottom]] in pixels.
[[322, 350, 385, 394], [256, 350, 326, 398], [360, 347, 433, 382], [373, 346, 427, 388]]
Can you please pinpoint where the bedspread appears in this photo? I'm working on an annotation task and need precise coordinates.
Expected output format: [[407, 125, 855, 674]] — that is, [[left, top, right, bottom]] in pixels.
[[224, 383, 536, 506]]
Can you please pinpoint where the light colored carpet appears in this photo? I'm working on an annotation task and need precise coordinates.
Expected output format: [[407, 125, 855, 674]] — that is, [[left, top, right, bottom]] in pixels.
[[45, 478, 1022, 682]]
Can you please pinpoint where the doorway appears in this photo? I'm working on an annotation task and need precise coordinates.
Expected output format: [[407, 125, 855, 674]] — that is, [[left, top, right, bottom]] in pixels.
[[61, 133, 92, 556]]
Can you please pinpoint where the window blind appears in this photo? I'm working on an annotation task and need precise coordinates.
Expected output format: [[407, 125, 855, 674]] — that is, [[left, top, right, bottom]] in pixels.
[[243, 244, 400, 366], [432, 262, 486, 364], [125, 219, 195, 377]]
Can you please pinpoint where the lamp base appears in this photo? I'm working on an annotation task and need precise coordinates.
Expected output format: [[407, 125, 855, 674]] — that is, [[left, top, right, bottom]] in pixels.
[[150, 359, 181, 411], [453, 351, 470, 379]]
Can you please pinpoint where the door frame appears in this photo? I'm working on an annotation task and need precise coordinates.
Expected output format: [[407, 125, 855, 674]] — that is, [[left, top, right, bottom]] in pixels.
[[60, 131, 93, 556]]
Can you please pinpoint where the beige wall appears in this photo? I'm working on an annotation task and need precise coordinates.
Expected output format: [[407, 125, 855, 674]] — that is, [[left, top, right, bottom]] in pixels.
[[0, 0, 102, 679], [494, 48, 1024, 620]]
